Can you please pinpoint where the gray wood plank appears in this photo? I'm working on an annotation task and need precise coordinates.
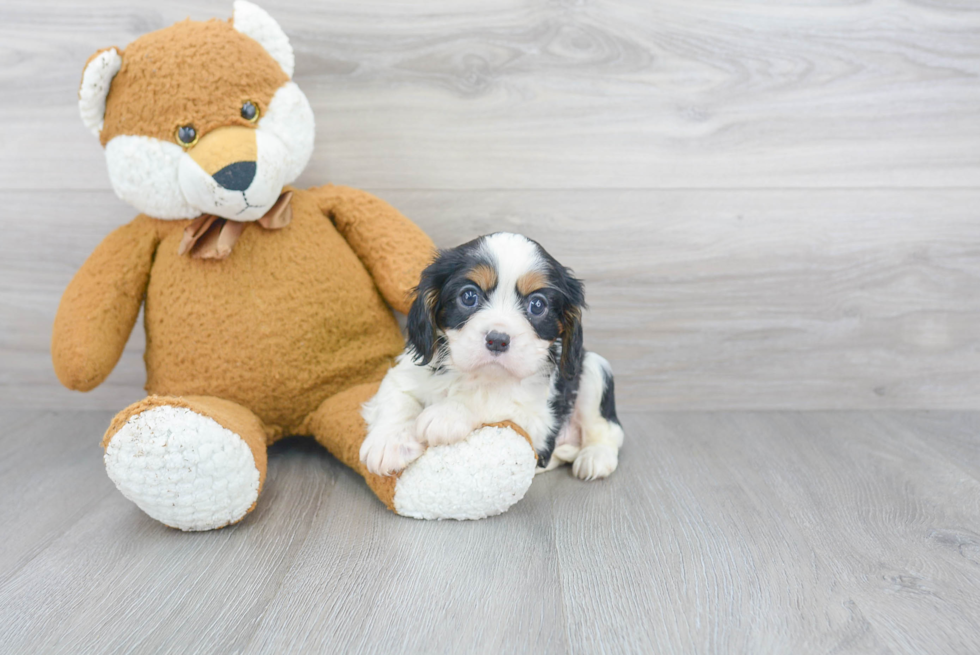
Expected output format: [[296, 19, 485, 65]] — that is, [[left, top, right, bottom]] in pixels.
[[551, 411, 980, 653], [741, 412, 980, 653], [5, 188, 979, 411], [551, 412, 890, 653], [0, 411, 116, 584], [0, 409, 54, 442], [1, 0, 979, 191], [0, 435, 337, 655], [2, 410, 979, 653], [243, 466, 567, 654], [877, 412, 980, 485]]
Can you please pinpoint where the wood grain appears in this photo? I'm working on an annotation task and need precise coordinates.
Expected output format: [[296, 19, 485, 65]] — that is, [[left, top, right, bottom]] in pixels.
[[3, 0, 979, 410], [245, 466, 567, 654], [550, 411, 980, 652], [5, 188, 979, 411], [0, 411, 117, 585], [1, 410, 979, 653], [1, 0, 979, 191], [0, 426, 338, 654]]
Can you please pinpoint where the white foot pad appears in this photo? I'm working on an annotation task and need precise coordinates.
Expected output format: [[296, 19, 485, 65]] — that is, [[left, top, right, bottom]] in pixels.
[[104, 406, 260, 531], [393, 426, 537, 520]]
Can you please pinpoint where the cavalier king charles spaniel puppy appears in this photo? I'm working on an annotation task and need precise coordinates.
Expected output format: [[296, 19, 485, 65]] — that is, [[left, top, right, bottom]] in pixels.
[[360, 232, 624, 479]]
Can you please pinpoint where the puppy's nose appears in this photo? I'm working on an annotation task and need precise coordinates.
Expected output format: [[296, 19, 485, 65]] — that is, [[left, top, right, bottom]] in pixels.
[[485, 330, 510, 353], [212, 161, 256, 191]]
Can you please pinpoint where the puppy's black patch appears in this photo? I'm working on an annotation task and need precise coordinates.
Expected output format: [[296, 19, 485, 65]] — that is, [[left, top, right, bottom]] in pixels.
[[599, 368, 620, 426], [538, 343, 581, 467], [535, 243, 586, 381], [406, 238, 492, 366], [511, 237, 589, 466]]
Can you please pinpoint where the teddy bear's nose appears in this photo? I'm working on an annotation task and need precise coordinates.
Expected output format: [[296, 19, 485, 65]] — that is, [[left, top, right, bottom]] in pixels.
[[212, 161, 256, 191]]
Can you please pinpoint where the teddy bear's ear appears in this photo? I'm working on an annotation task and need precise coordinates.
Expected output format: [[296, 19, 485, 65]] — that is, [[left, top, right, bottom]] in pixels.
[[232, 1, 295, 79], [78, 47, 122, 138]]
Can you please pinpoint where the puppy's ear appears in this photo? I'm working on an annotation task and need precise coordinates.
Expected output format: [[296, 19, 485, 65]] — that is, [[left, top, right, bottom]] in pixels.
[[406, 261, 442, 365], [557, 269, 586, 380]]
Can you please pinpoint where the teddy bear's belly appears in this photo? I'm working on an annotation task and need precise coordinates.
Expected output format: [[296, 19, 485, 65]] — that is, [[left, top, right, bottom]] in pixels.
[[141, 211, 404, 433]]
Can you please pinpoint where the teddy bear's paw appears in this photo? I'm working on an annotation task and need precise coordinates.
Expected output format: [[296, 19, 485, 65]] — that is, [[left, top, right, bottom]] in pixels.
[[104, 406, 261, 531], [392, 425, 537, 520], [571, 444, 619, 481], [360, 425, 425, 476], [415, 402, 478, 447]]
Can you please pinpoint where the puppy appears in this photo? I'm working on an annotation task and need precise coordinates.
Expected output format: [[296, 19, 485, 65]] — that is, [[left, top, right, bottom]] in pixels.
[[359, 232, 624, 480]]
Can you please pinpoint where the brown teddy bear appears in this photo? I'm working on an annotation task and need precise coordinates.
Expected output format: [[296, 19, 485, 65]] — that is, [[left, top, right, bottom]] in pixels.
[[54, 1, 537, 531]]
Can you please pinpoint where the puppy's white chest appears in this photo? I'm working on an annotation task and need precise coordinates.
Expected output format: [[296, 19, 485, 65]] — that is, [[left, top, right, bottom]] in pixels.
[[445, 372, 555, 437]]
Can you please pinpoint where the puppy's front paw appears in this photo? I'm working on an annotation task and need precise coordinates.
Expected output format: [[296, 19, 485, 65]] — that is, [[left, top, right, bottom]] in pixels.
[[572, 444, 619, 480], [416, 403, 477, 446], [360, 426, 425, 476]]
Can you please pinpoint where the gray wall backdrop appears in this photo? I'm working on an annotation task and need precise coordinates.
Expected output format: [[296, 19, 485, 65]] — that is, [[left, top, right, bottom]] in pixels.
[[2, 0, 978, 411]]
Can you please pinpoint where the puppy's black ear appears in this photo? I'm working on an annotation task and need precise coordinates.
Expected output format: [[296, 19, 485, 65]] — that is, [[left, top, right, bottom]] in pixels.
[[407, 243, 477, 365], [557, 269, 586, 381], [406, 267, 441, 366]]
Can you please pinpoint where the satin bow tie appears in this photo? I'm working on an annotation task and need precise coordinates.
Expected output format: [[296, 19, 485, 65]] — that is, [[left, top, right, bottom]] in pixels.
[[178, 191, 293, 260]]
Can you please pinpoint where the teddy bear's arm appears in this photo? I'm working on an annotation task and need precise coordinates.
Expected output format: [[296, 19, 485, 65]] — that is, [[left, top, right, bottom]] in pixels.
[[51, 216, 161, 391], [311, 185, 435, 314]]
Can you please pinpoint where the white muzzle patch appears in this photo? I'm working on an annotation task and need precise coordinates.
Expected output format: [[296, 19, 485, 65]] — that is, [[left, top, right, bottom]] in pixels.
[[446, 308, 550, 380]]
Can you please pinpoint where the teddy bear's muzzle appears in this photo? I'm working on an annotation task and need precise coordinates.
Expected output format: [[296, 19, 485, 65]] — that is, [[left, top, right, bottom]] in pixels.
[[177, 126, 289, 222], [188, 126, 258, 177]]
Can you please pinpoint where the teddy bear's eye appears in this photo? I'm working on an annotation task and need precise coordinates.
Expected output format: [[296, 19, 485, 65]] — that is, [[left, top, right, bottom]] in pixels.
[[175, 125, 198, 147], [241, 101, 259, 122]]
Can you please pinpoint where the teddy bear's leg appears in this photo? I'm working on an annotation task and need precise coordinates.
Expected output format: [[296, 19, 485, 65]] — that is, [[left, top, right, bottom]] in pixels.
[[102, 395, 270, 531], [302, 382, 401, 509], [304, 383, 538, 520]]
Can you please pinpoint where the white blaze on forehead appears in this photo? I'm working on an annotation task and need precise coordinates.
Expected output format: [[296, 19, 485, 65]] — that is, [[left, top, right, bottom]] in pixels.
[[479, 233, 545, 308]]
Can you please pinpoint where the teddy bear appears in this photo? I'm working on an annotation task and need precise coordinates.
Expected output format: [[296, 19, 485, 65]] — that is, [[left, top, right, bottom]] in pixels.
[[53, 1, 537, 531]]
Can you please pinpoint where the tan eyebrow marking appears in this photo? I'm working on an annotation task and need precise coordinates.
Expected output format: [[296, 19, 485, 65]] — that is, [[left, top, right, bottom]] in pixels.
[[467, 264, 498, 292], [516, 270, 548, 296]]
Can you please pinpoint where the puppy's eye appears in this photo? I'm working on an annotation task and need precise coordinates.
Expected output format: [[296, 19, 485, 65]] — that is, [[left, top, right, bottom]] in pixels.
[[175, 125, 198, 147], [527, 294, 549, 318], [458, 286, 480, 309], [241, 100, 259, 122]]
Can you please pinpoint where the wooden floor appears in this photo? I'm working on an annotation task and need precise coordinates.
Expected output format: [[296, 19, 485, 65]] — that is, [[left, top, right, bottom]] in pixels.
[[1, 409, 978, 653]]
